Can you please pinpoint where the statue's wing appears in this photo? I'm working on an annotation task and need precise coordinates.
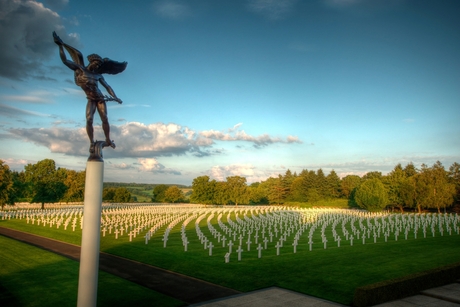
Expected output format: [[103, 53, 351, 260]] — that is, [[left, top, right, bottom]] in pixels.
[[63, 43, 85, 67], [98, 58, 127, 75]]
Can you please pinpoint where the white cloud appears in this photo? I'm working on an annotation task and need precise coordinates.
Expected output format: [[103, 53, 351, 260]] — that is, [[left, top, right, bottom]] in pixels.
[[138, 158, 163, 172], [6, 121, 303, 158], [200, 123, 302, 148]]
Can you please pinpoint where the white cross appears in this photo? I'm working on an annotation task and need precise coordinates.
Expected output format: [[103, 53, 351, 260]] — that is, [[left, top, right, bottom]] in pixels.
[[257, 244, 263, 258], [237, 246, 243, 261], [208, 242, 214, 256]]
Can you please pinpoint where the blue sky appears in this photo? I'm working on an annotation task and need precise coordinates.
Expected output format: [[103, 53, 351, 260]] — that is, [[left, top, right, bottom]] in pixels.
[[0, 0, 459, 185]]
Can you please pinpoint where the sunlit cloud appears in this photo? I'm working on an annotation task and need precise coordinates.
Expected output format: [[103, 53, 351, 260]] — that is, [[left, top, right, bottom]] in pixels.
[[7, 121, 301, 158]]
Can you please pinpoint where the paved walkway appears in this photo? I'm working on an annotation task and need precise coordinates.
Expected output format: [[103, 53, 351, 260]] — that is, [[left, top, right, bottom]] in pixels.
[[1, 227, 459, 306]]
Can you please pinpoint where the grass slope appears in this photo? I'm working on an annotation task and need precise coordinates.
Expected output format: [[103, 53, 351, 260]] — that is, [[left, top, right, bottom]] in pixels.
[[0, 235, 184, 307]]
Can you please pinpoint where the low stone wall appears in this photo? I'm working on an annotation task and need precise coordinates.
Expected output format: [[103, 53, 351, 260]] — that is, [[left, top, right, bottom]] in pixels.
[[353, 262, 460, 307]]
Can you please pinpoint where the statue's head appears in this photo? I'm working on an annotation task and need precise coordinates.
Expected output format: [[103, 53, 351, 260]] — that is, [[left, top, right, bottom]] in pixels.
[[87, 54, 103, 71]]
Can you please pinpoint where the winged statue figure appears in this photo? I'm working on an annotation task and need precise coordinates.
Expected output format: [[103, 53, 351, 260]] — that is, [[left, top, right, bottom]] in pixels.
[[53, 31, 127, 154]]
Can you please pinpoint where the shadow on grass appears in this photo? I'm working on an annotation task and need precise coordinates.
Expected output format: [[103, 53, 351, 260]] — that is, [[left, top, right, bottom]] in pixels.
[[0, 236, 184, 307]]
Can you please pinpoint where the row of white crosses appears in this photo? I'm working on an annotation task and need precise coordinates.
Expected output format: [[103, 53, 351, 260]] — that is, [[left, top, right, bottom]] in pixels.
[[17, 207, 85, 231], [98, 205, 204, 242], [4, 205, 459, 264]]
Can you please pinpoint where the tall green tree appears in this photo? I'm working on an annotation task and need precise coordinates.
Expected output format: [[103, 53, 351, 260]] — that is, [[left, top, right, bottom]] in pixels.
[[248, 182, 269, 204], [164, 186, 184, 203], [428, 161, 456, 212], [114, 187, 131, 203], [288, 176, 308, 202], [266, 176, 289, 205], [24, 159, 67, 209], [62, 169, 86, 202], [325, 170, 341, 198], [448, 162, 460, 204], [190, 175, 215, 204], [403, 162, 418, 177], [341, 175, 361, 199], [103, 187, 117, 202], [384, 164, 407, 212], [354, 178, 388, 212], [226, 176, 249, 206], [413, 162, 455, 213], [214, 181, 229, 205], [0, 160, 14, 209], [152, 184, 168, 202]]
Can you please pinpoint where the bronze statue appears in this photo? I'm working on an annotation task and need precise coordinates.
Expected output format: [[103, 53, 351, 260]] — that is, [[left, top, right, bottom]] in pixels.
[[53, 31, 127, 154]]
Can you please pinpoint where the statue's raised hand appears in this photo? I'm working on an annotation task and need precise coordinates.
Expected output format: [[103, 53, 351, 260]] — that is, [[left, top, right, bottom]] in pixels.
[[53, 31, 63, 46]]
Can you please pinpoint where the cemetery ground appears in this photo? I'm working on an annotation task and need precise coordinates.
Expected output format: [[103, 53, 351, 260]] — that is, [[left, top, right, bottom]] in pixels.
[[0, 205, 459, 306]]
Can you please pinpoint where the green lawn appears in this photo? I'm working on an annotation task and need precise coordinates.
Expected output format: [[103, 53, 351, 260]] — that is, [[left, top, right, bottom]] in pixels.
[[0, 235, 184, 307], [1, 208, 460, 305]]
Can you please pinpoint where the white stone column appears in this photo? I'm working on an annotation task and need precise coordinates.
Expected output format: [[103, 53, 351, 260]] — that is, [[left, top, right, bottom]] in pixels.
[[77, 160, 104, 307]]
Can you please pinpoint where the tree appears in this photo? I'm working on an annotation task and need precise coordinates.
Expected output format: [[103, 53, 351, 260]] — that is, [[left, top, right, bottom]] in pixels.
[[354, 178, 388, 212], [214, 181, 229, 205], [384, 164, 407, 212], [9, 170, 28, 204], [341, 175, 361, 199], [152, 184, 168, 202], [190, 176, 215, 204], [266, 176, 289, 205], [248, 182, 269, 204], [62, 169, 85, 202], [325, 170, 341, 198], [427, 162, 456, 212], [448, 162, 460, 204], [114, 187, 131, 203], [412, 162, 455, 213], [288, 177, 308, 202], [0, 160, 13, 209], [403, 162, 417, 177], [226, 176, 249, 206], [362, 171, 382, 181], [24, 159, 67, 209], [164, 186, 184, 203], [306, 188, 321, 203], [103, 187, 117, 202]]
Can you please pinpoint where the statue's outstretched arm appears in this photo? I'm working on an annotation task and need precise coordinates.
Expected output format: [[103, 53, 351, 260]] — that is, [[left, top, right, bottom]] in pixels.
[[100, 77, 122, 104], [53, 31, 84, 70]]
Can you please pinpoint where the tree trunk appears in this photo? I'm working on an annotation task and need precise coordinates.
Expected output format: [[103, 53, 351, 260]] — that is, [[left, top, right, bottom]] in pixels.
[[41, 202, 45, 210]]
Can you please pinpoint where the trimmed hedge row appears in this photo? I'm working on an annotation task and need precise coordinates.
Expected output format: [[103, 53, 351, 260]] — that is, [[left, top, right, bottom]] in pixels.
[[353, 262, 460, 307]]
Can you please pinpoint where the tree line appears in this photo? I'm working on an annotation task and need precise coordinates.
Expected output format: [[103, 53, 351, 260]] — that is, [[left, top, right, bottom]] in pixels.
[[0, 159, 132, 209], [1, 159, 458, 212], [188, 161, 459, 212]]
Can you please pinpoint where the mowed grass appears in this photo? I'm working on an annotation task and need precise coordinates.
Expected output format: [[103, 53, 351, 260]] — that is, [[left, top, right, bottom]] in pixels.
[[1, 210, 460, 305], [0, 235, 184, 307]]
